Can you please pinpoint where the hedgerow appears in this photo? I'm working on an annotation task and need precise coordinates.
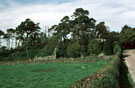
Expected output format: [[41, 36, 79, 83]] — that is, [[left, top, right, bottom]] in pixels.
[[72, 43, 121, 88], [66, 42, 85, 58], [71, 56, 120, 88], [88, 39, 102, 55], [103, 39, 113, 55], [91, 56, 120, 88]]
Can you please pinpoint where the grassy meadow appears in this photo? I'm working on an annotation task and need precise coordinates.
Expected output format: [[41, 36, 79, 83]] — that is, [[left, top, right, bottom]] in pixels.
[[0, 60, 108, 88]]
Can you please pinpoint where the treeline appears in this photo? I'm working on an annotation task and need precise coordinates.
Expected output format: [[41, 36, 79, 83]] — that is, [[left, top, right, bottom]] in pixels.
[[0, 8, 135, 61]]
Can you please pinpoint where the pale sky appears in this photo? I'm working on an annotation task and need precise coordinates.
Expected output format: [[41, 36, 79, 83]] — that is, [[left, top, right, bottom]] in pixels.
[[0, 0, 135, 32]]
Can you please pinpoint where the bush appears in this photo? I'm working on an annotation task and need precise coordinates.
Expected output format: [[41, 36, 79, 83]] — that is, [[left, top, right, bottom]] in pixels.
[[71, 55, 120, 88], [36, 37, 59, 57], [66, 42, 85, 58], [36, 46, 53, 57], [91, 56, 120, 88], [27, 49, 41, 58], [103, 39, 113, 55], [7, 49, 40, 61], [113, 41, 122, 55], [9, 51, 27, 61], [72, 42, 122, 88], [88, 39, 102, 55], [36, 45, 58, 57], [0, 47, 16, 61], [57, 42, 69, 57], [91, 74, 118, 88]]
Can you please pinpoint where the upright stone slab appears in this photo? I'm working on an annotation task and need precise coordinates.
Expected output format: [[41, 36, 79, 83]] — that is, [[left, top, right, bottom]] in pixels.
[[54, 47, 58, 59], [81, 54, 84, 62]]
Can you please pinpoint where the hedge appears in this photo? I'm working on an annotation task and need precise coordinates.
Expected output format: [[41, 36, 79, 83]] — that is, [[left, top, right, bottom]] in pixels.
[[71, 55, 120, 88], [88, 39, 102, 55], [91, 55, 120, 88], [103, 39, 113, 55], [7, 49, 41, 61], [72, 42, 122, 88], [66, 42, 85, 58]]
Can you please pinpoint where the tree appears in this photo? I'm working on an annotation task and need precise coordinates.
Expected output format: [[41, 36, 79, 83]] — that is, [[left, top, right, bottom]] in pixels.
[[0, 30, 4, 47], [120, 25, 135, 49], [71, 8, 96, 44], [49, 16, 70, 42], [108, 31, 120, 41], [36, 37, 59, 57], [16, 18, 40, 51], [3, 33, 10, 49], [95, 22, 109, 39], [69, 8, 97, 55], [103, 39, 113, 55], [66, 42, 85, 58], [7, 28, 15, 49], [88, 39, 102, 55], [113, 41, 121, 54]]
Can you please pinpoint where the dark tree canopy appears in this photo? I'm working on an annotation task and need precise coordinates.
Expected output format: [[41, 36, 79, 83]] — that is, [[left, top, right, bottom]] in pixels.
[[120, 25, 135, 49], [0, 7, 135, 61]]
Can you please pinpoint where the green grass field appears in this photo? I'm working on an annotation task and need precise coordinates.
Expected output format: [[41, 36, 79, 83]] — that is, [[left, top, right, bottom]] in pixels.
[[0, 60, 108, 88]]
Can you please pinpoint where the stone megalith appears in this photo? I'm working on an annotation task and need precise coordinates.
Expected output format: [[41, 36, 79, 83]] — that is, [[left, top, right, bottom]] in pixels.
[[54, 47, 58, 59]]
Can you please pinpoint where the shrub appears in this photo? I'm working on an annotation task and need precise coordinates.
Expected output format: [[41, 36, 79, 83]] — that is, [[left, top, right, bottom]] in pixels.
[[71, 56, 120, 88], [91, 74, 118, 88], [113, 41, 122, 55], [7, 49, 40, 61], [9, 51, 27, 61], [88, 39, 102, 55], [66, 42, 85, 58], [36, 46, 53, 57], [27, 49, 41, 58], [0, 47, 15, 61], [91, 56, 120, 88], [57, 42, 69, 57], [36, 37, 59, 57], [103, 39, 113, 55]]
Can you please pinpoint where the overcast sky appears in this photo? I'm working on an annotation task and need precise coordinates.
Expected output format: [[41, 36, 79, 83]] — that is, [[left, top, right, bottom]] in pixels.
[[0, 0, 135, 32]]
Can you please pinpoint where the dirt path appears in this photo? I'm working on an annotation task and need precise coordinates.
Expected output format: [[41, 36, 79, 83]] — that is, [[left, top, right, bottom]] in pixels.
[[123, 49, 135, 86]]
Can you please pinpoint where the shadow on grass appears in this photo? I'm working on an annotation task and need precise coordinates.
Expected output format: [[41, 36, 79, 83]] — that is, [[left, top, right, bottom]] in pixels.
[[120, 55, 133, 88]]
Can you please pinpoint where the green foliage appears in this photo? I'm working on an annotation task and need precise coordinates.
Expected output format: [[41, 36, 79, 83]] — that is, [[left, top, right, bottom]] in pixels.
[[57, 42, 69, 57], [91, 56, 120, 88], [103, 39, 113, 55], [9, 51, 27, 61], [120, 25, 135, 49], [8, 49, 40, 61], [57, 46, 66, 57], [66, 42, 85, 58], [27, 49, 41, 58], [91, 74, 118, 88], [36, 46, 53, 57], [88, 39, 102, 55], [108, 31, 120, 41], [0, 8, 112, 61], [113, 41, 122, 55], [95, 22, 109, 39], [16, 18, 41, 50], [0, 46, 15, 61], [36, 37, 59, 57], [120, 25, 134, 44]]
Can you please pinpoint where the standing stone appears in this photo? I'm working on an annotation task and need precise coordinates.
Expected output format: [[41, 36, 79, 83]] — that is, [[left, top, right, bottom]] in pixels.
[[54, 47, 58, 59], [81, 54, 84, 62]]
